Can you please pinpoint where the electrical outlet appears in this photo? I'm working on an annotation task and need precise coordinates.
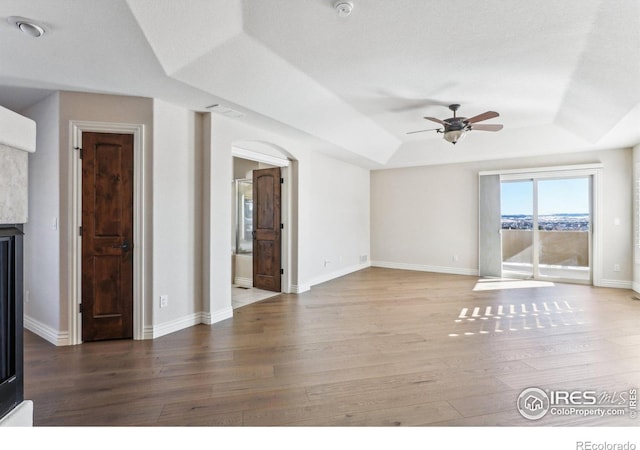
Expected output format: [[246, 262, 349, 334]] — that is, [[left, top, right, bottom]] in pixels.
[[613, 264, 621, 272], [25, 290, 30, 303], [453, 255, 459, 262], [160, 295, 168, 308]]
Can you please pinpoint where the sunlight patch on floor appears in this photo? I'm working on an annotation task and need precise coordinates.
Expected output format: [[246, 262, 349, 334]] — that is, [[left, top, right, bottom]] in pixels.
[[449, 300, 586, 337], [473, 278, 555, 291], [448, 300, 586, 337]]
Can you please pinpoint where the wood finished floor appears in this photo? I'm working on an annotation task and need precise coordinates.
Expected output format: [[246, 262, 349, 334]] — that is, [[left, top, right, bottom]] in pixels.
[[24, 268, 640, 426]]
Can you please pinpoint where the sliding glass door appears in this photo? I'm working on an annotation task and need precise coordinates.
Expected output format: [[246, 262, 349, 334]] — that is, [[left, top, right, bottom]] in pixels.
[[501, 176, 592, 283], [537, 178, 591, 281]]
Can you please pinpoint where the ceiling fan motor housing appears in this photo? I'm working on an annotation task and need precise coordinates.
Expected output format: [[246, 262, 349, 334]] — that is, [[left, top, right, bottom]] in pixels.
[[444, 118, 468, 131], [445, 104, 468, 131]]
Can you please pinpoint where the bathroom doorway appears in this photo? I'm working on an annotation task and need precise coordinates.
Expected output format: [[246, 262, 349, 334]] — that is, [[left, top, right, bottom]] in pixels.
[[232, 156, 284, 308]]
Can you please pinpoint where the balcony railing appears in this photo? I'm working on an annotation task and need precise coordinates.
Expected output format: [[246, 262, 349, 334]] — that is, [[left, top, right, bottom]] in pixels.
[[502, 229, 589, 267], [501, 229, 589, 284]]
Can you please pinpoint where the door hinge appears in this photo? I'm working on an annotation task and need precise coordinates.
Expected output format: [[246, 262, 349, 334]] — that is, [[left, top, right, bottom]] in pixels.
[[79, 226, 83, 236], [74, 146, 83, 159], [280, 268, 284, 275], [280, 177, 284, 184], [280, 223, 284, 230], [79, 303, 83, 313]]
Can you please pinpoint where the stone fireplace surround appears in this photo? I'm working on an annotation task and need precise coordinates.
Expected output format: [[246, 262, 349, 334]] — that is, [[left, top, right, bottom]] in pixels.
[[0, 104, 36, 426]]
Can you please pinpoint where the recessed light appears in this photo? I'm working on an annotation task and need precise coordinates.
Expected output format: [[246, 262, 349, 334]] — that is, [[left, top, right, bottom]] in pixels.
[[8, 16, 45, 38]]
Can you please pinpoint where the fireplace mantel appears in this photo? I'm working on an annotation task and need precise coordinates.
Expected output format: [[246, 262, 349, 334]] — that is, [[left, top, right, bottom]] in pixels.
[[0, 105, 36, 225]]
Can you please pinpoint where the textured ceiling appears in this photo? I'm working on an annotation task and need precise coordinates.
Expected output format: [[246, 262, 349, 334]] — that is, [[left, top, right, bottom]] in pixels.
[[0, 0, 639, 168]]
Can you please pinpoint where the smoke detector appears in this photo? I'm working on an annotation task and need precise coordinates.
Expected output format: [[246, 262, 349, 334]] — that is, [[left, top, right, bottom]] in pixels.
[[334, 1, 354, 17]]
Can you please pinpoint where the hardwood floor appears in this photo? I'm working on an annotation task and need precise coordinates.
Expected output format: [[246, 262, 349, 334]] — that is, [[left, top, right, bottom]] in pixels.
[[23, 268, 640, 427]]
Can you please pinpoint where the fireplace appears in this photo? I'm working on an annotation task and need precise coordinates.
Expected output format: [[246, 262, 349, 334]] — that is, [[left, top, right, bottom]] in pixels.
[[0, 225, 23, 420], [0, 104, 35, 426]]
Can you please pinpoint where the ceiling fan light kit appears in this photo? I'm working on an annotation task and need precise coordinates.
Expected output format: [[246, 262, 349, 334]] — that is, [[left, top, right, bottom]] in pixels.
[[408, 103, 503, 145], [443, 129, 466, 144]]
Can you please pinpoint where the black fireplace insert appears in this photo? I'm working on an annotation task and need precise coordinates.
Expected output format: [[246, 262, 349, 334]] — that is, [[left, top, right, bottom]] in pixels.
[[0, 225, 23, 420]]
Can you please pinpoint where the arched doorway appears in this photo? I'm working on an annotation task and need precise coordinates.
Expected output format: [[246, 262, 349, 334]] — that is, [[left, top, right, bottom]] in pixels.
[[231, 142, 295, 308]]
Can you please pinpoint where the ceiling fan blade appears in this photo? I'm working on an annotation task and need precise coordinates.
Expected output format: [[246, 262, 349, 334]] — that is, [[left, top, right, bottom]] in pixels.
[[423, 116, 447, 126], [406, 128, 441, 135], [469, 124, 503, 132], [465, 111, 499, 124]]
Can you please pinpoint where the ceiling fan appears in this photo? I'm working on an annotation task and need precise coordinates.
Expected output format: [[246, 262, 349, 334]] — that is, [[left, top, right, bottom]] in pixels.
[[407, 104, 503, 144]]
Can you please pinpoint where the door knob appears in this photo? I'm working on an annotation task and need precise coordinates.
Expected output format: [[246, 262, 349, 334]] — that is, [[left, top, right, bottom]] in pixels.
[[112, 239, 132, 251]]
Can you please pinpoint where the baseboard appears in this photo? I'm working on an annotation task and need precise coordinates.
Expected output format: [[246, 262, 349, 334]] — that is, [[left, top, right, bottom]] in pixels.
[[309, 262, 371, 288], [633, 281, 640, 294], [234, 277, 252, 288], [27, 307, 237, 344], [142, 325, 154, 340], [201, 306, 234, 325], [24, 315, 70, 346], [152, 313, 203, 339], [596, 279, 633, 289], [291, 284, 310, 294], [371, 260, 479, 276]]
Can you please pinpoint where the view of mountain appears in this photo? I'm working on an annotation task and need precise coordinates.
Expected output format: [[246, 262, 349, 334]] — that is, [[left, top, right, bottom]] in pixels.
[[501, 213, 590, 231]]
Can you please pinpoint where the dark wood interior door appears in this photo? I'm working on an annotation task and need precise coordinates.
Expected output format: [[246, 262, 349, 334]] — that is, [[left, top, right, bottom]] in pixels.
[[81, 132, 134, 341], [253, 167, 281, 292]]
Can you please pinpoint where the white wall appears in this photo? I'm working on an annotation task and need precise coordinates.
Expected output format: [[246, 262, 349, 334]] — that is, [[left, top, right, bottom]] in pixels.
[[203, 116, 234, 323], [308, 151, 371, 286], [21, 92, 61, 338], [372, 161, 478, 275], [372, 148, 633, 287], [151, 100, 203, 336]]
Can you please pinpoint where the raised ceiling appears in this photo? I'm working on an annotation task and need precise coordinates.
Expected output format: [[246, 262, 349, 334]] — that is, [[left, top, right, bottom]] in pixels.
[[1, 0, 639, 169]]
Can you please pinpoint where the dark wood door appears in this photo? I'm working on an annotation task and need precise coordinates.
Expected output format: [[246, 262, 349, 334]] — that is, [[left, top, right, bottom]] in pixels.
[[253, 167, 281, 292], [81, 132, 134, 341]]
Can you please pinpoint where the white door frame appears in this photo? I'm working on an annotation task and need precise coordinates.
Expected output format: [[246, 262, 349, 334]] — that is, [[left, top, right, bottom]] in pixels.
[[69, 121, 146, 344]]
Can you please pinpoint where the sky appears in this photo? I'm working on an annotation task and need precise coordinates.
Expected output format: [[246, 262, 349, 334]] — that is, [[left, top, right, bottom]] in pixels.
[[501, 177, 590, 216]]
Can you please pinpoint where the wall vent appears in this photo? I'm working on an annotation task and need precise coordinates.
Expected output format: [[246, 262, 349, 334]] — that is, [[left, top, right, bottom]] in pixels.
[[205, 104, 245, 118]]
